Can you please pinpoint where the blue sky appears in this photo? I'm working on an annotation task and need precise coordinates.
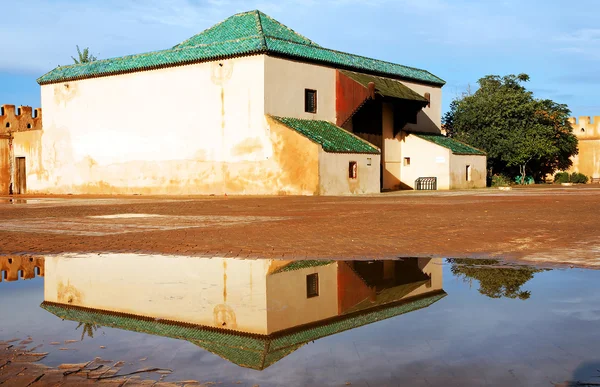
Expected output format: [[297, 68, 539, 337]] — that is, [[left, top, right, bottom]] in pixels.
[[1, 0, 599, 118]]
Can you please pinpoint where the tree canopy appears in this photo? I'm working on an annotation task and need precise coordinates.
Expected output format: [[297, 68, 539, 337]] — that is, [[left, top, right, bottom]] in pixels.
[[443, 74, 578, 183], [447, 259, 545, 300], [72, 45, 97, 64]]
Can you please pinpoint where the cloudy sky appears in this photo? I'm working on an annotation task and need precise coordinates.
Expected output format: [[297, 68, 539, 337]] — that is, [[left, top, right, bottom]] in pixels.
[[1, 0, 598, 117]]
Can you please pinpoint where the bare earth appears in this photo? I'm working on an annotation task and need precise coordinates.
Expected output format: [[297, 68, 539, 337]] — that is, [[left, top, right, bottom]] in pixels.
[[0, 186, 599, 268]]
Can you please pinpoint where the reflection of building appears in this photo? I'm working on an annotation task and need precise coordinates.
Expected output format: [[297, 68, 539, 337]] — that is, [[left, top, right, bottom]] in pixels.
[[41, 255, 445, 370], [0, 256, 44, 282]]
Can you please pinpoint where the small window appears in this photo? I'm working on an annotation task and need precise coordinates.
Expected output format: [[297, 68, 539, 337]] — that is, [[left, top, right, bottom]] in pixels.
[[466, 165, 472, 181], [349, 161, 357, 179], [424, 92, 431, 108], [305, 89, 317, 113], [367, 158, 372, 166], [581, 128, 586, 133], [306, 273, 319, 298], [404, 157, 411, 166]]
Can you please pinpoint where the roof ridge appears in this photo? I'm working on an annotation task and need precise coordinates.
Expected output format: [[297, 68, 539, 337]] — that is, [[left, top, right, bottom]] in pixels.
[[257, 11, 320, 47], [254, 10, 268, 49], [173, 10, 257, 49]]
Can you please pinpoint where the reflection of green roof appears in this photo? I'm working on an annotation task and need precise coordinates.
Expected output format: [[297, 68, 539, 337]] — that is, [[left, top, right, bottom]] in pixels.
[[271, 260, 334, 274], [271, 116, 380, 154], [411, 133, 486, 155], [339, 70, 429, 103], [37, 10, 445, 86], [41, 291, 445, 370]]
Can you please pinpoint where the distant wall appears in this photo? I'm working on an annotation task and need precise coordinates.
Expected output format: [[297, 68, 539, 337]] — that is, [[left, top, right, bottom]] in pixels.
[[449, 154, 487, 189], [399, 134, 451, 189], [319, 150, 380, 195], [569, 116, 600, 178], [0, 256, 44, 282]]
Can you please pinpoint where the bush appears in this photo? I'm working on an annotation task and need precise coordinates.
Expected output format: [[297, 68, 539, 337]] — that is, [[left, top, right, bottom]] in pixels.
[[554, 171, 588, 184], [571, 172, 589, 184], [491, 174, 511, 187], [554, 172, 570, 184]]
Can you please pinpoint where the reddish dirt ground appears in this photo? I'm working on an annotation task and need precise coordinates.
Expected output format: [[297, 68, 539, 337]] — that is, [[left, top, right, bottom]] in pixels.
[[0, 187, 599, 268]]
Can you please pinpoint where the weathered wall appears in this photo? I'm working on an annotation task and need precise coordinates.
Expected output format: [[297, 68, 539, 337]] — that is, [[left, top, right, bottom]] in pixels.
[[400, 80, 442, 134], [0, 140, 8, 193], [0, 256, 44, 282], [36, 55, 324, 195], [449, 154, 487, 189], [318, 150, 380, 195], [382, 102, 402, 190], [44, 254, 272, 334], [264, 56, 336, 122], [13, 130, 43, 189], [399, 134, 451, 189], [568, 117, 600, 178], [266, 263, 338, 334]]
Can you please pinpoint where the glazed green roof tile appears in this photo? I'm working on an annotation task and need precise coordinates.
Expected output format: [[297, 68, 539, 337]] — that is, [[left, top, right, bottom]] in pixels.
[[37, 10, 445, 86], [271, 260, 334, 274], [271, 116, 380, 154], [40, 292, 445, 370], [412, 133, 486, 155], [339, 70, 429, 103]]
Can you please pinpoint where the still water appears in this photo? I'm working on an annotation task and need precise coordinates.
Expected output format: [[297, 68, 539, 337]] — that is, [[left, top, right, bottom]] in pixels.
[[1, 254, 599, 386]]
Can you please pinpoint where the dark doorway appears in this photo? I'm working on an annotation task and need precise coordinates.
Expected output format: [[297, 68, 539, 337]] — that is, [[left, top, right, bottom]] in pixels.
[[15, 157, 26, 194]]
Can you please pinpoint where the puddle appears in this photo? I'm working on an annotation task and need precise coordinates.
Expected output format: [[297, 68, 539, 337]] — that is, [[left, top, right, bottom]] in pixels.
[[1, 254, 600, 386]]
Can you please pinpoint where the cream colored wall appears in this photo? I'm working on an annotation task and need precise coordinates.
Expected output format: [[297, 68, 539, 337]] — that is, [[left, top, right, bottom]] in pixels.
[[568, 117, 600, 178], [35, 55, 323, 195], [404, 258, 443, 299], [318, 150, 380, 195], [400, 80, 442, 134], [266, 262, 338, 334], [399, 134, 451, 189], [449, 154, 487, 189], [264, 56, 336, 122], [44, 254, 271, 334], [13, 130, 43, 192]]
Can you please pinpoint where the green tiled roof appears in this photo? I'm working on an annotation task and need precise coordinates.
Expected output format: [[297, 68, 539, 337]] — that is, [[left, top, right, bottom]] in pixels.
[[271, 260, 334, 274], [40, 291, 445, 370], [412, 133, 486, 155], [271, 116, 380, 154], [339, 70, 428, 103], [37, 10, 445, 86]]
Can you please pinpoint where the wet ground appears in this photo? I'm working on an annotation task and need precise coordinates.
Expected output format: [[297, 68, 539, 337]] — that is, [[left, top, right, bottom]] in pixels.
[[2, 254, 600, 386]]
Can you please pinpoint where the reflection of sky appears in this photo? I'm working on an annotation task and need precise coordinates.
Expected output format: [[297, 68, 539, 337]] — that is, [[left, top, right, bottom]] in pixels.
[[2, 262, 600, 386]]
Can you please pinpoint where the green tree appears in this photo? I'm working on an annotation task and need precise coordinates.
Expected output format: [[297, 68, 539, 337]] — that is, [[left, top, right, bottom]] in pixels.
[[76, 322, 101, 340], [443, 74, 578, 183], [71, 45, 97, 64], [447, 259, 545, 300]]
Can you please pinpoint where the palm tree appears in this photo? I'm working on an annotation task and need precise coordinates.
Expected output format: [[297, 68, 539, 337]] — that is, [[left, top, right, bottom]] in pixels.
[[72, 45, 97, 64], [76, 322, 101, 340]]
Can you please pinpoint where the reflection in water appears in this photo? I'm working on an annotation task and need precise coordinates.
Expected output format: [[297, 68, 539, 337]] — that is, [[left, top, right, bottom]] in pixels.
[[75, 322, 101, 341], [447, 258, 546, 300], [40, 255, 445, 370], [0, 256, 45, 282]]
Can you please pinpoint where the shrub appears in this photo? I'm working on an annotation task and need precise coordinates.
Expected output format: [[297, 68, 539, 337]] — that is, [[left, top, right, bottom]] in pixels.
[[554, 172, 570, 184], [554, 171, 588, 184], [491, 174, 511, 187], [571, 172, 589, 184]]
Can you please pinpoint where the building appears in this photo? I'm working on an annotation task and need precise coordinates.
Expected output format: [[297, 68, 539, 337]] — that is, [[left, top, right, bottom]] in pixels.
[[0, 256, 45, 282], [568, 116, 600, 180], [16, 10, 485, 195], [42, 254, 445, 370]]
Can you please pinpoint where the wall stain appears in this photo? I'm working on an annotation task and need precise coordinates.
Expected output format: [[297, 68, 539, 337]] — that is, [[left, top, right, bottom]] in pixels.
[[57, 280, 82, 304]]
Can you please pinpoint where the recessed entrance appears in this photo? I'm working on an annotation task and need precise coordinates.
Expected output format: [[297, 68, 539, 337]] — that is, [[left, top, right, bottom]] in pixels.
[[15, 157, 26, 194]]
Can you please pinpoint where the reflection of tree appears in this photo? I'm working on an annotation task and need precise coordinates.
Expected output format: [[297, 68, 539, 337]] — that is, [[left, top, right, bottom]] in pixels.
[[447, 259, 546, 300], [76, 322, 101, 341]]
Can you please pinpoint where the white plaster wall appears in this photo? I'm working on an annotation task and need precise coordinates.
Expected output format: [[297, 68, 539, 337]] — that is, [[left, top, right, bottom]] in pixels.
[[319, 150, 380, 195], [264, 56, 336, 122], [266, 263, 338, 334], [449, 154, 487, 189], [400, 134, 451, 190], [400, 80, 442, 134], [44, 254, 271, 334], [36, 55, 301, 195]]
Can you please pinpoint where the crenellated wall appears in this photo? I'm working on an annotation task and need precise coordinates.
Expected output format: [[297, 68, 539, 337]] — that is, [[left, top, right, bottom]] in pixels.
[[569, 116, 600, 179], [0, 105, 42, 134], [0, 256, 45, 282]]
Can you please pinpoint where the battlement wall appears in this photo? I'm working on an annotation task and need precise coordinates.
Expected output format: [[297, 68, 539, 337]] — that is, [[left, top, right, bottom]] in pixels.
[[569, 116, 600, 139], [0, 256, 44, 282], [0, 104, 42, 134]]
